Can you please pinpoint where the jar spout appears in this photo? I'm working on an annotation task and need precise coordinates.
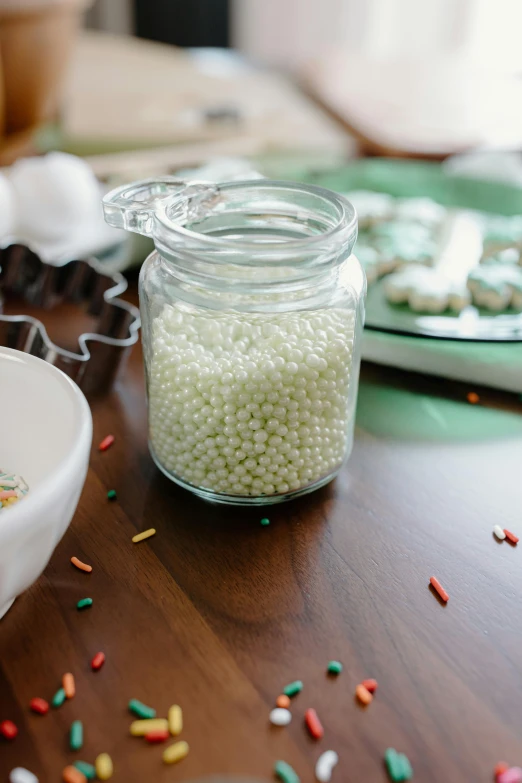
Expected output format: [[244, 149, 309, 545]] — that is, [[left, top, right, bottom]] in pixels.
[[102, 177, 218, 238]]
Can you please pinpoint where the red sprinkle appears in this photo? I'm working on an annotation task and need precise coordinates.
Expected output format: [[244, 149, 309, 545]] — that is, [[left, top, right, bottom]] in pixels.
[[495, 763, 510, 780], [503, 529, 519, 545], [304, 707, 324, 740], [0, 719, 18, 739], [91, 652, 106, 671], [145, 730, 170, 743], [30, 697, 49, 715], [361, 678, 378, 693], [98, 434, 115, 452], [430, 576, 449, 603]]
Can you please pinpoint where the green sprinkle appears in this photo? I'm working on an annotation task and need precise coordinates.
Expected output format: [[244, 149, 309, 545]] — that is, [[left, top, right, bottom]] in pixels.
[[128, 698, 156, 719], [385, 748, 413, 781], [107, 489, 117, 500], [260, 518, 270, 526], [73, 761, 96, 780], [52, 688, 66, 708], [282, 680, 303, 697], [70, 720, 83, 751], [327, 660, 343, 675], [76, 598, 93, 610], [274, 761, 300, 783]]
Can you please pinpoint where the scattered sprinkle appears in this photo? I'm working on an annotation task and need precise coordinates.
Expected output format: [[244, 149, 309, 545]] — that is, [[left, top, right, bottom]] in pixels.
[[62, 766, 86, 783], [52, 688, 66, 708], [467, 391, 480, 404], [276, 694, 291, 709], [146, 729, 170, 743], [29, 698, 49, 715], [274, 760, 300, 783], [493, 526, 506, 540], [70, 557, 92, 573], [98, 435, 115, 452], [385, 748, 413, 781], [327, 661, 343, 675], [63, 673, 76, 699], [107, 490, 117, 501], [91, 652, 106, 671], [429, 576, 449, 603], [498, 769, 522, 783], [495, 764, 510, 780], [132, 528, 156, 544], [94, 753, 113, 781], [361, 678, 378, 693], [283, 680, 303, 698], [315, 750, 339, 783], [9, 768, 38, 783], [1, 719, 18, 739], [260, 518, 270, 526], [69, 720, 83, 751], [130, 718, 168, 736], [72, 762, 95, 781], [76, 598, 93, 610], [162, 740, 189, 765], [167, 704, 183, 736], [355, 684, 373, 706], [269, 708, 292, 726], [503, 529, 519, 545], [128, 698, 156, 719], [305, 707, 324, 739]]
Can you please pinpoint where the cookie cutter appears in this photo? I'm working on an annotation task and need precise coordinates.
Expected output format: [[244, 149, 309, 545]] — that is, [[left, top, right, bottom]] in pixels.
[[0, 243, 141, 395]]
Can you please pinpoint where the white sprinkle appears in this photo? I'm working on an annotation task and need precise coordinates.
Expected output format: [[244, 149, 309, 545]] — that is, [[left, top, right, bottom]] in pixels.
[[0, 479, 17, 487], [269, 707, 292, 726], [315, 751, 339, 783], [10, 769, 39, 783], [493, 525, 506, 540]]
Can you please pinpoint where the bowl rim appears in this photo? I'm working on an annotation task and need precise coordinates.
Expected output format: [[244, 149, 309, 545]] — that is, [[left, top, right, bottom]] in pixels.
[[0, 347, 92, 542]]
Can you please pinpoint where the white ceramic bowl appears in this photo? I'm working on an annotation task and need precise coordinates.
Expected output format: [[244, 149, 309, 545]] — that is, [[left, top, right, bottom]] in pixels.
[[0, 347, 92, 619]]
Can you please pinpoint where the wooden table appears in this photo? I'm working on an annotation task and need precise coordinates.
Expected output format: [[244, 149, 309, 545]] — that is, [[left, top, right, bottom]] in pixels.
[[1, 284, 522, 782]]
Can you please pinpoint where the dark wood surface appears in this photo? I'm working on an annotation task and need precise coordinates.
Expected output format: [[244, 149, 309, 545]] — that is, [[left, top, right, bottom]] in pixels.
[[1, 284, 522, 782]]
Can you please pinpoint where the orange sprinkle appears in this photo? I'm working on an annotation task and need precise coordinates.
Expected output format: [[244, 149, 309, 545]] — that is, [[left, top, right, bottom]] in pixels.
[[98, 434, 115, 452], [467, 391, 480, 404], [63, 765, 86, 783], [276, 694, 291, 709], [0, 490, 16, 500], [304, 708, 324, 739], [495, 762, 509, 779], [62, 673, 76, 699], [71, 556, 92, 573], [430, 576, 449, 603], [503, 529, 519, 545], [355, 684, 373, 705], [361, 678, 378, 693]]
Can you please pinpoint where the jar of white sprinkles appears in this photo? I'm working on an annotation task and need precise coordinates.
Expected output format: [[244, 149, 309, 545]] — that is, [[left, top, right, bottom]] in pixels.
[[103, 178, 364, 505]]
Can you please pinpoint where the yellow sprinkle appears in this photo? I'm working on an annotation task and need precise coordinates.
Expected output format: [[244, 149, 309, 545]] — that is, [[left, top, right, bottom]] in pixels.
[[163, 740, 189, 765], [130, 718, 168, 736], [95, 753, 113, 780], [168, 704, 183, 736], [132, 528, 156, 544]]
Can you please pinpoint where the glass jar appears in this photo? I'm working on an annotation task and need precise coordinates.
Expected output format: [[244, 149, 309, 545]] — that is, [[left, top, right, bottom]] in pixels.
[[103, 178, 365, 505]]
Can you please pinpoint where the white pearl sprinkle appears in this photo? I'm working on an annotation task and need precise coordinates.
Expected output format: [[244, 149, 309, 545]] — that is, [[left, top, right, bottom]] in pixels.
[[493, 525, 506, 540], [149, 305, 355, 497], [315, 751, 339, 783], [269, 708, 292, 726]]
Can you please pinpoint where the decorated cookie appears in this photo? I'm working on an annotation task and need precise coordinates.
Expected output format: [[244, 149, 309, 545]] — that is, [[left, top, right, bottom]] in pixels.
[[394, 197, 446, 226], [371, 221, 437, 273], [384, 265, 471, 313], [479, 213, 522, 253], [467, 265, 522, 311], [343, 190, 394, 227]]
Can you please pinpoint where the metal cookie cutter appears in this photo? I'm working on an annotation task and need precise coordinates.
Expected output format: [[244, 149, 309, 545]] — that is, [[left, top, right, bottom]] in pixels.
[[0, 244, 140, 395]]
